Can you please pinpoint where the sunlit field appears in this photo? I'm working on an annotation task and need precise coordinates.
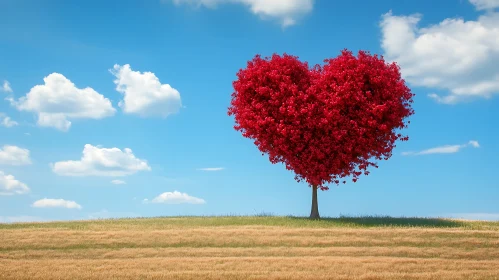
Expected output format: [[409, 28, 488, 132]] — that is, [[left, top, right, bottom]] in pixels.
[[1, 216, 499, 280]]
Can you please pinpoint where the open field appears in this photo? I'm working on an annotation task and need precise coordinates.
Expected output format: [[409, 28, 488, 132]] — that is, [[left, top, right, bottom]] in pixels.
[[1, 216, 499, 280]]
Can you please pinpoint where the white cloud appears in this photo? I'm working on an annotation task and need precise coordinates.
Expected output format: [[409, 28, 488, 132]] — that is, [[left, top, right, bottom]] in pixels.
[[469, 0, 499, 10], [427, 93, 460, 105], [171, 0, 313, 27], [0, 171, 30, 195], [10, 73, 116, 131], [1, 80, 12, 93], [145, 191, 206, 204], [110, 64, 182, 117], [52, 144, 151, 176], [32, 198, 82, 209], [197, 167, 224, 171], [0, 113, 18, 127], [402, 140, 480, 156], [379, 5, 499, 104], [0, 145, 32, 166], [111, 179, 126, 185], [468, 140, 480, 148]]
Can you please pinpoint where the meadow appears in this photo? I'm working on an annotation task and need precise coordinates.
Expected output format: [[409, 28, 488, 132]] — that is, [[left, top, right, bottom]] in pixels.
[[1, 216, 499, 280]]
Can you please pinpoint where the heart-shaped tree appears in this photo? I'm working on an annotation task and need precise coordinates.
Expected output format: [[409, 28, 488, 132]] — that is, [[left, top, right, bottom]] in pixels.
[[228, 49, 414, 219]]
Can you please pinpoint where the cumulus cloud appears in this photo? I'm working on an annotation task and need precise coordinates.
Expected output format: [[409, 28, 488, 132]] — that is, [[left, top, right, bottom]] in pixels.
[[0, 171, 30, 195], [32, 198, 82, 209], [0, 113, 18, 128], [197, 167, 224, 171], [111, 179, 126, 185], [468, 140, 480, 148], [402, 140, 480, 156], [379, 4, 499, 104], [171, 0, 313, 27], [110, 64, 182, 117], [10, 73, 115, 131], [1, 80, 12, 93], [0, 145, 32, 166], [469, 0, 499, 10], [144, 191, 206, 204], [52, 144, 151, 176]]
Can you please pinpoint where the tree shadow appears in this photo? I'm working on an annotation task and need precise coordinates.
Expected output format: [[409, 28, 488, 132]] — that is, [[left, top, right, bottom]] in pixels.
[[287, 215, 468, 228]]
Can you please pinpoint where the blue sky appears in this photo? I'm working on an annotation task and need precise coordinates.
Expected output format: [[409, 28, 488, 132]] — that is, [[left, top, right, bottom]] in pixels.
[[1, 0, 498, 222]]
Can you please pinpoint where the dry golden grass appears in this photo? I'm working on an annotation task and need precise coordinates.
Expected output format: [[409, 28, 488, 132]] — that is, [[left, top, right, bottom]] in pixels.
[[1, 216, 499, 279]]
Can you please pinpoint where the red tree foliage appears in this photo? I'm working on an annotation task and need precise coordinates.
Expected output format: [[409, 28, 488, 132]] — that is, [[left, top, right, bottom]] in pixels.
[[228, 50, 414, 190]]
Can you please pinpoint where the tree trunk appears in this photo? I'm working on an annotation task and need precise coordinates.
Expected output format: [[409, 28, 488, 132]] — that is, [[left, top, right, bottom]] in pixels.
[[309, 185, 320, 219]]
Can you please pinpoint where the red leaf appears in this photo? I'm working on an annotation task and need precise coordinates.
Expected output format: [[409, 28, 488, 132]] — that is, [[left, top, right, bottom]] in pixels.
[[228, 50, 414, 189]]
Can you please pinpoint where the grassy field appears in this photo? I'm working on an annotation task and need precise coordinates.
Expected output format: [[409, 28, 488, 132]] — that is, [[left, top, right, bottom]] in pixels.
[[1, 215, 499, 280]]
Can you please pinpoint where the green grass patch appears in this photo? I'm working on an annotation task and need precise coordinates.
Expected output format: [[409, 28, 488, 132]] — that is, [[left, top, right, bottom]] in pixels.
[[1, 215, 498, 230]]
